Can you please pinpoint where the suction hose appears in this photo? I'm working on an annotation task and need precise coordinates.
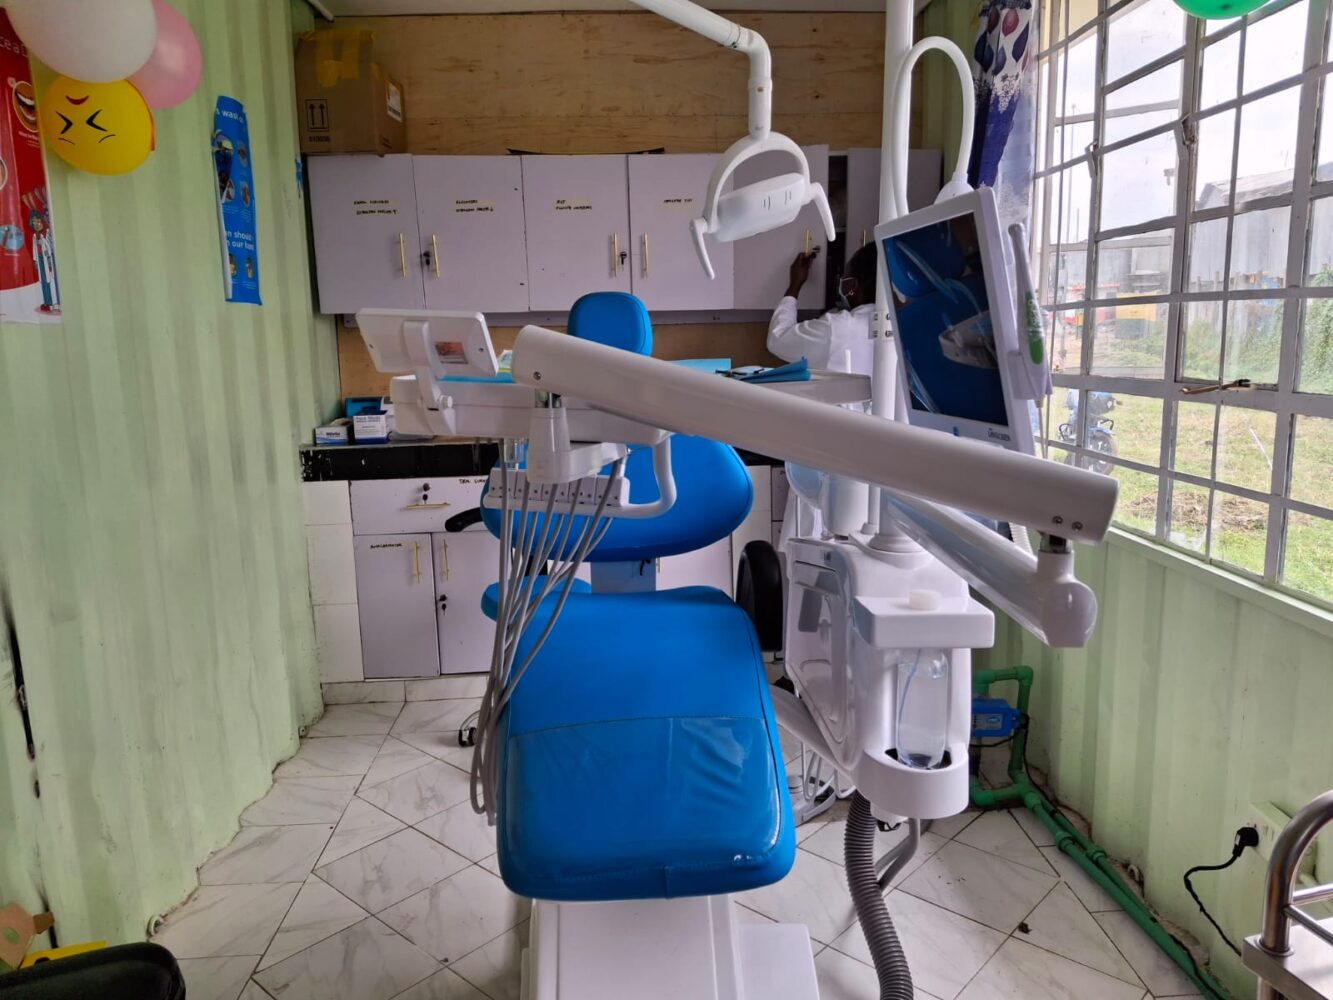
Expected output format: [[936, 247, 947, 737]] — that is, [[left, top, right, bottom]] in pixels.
[[845, 793, 915, 1000]]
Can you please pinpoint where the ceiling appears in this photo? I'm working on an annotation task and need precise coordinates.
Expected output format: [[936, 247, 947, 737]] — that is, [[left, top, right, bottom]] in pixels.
[[321, 0, 899, 14]]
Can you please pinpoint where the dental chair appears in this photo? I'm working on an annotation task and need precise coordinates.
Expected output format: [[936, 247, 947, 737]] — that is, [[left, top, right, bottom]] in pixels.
[[476, 292, 816, 999]]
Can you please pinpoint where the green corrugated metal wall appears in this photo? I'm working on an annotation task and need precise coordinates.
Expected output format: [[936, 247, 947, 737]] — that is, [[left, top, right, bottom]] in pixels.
[[986, 532, 1333, 996], [0, 0, 339, 945], [917, 1, 1333, 991]]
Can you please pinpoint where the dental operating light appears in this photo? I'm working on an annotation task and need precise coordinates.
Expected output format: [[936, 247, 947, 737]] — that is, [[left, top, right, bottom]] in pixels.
[[629, 0, 836, 279]]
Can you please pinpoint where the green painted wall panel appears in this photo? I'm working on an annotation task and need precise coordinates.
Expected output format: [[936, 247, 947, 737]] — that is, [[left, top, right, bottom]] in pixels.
[[984, 532, 1333, 995], [0, 0, 338, 946]]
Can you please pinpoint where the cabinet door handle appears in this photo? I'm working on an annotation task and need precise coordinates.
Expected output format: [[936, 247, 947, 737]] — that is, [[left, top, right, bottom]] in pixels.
[[612, 233, 620, 277], [431, 234, 441, 278], [405, 501, 452, 510], [399, 233, 407, 277], [862, 229, 868, 248], [804, 229, 812, 255], [642, 233, 649, 278], [412, 540, 422, 585], [439, 538, 450, 581]]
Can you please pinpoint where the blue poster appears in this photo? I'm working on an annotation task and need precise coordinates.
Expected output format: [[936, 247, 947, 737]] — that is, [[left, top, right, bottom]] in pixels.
[[213, 96, 261, 305]]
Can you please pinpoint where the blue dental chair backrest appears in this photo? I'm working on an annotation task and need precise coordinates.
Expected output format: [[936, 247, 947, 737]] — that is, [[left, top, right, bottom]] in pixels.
[[480, 292, 752, 562]]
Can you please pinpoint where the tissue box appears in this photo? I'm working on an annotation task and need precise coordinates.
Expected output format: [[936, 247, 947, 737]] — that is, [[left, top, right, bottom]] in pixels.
[[315, 419, 351, 445]]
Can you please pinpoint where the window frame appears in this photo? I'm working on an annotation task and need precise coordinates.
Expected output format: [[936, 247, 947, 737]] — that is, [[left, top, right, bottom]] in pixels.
[[1029, 0, 1333, 605]]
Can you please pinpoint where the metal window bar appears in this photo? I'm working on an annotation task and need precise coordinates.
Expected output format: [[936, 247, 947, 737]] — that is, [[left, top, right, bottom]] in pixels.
[[1031, 0, 1333, 602]]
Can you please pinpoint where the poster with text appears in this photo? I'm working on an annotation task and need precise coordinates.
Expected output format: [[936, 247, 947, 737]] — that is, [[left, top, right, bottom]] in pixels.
[[0, 11, 60, 325], [213, 96, 261, 305]]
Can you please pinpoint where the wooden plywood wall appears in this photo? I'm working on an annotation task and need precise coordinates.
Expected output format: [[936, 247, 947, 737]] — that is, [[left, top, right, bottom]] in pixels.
[[328, 10, 899, 398], [345, 12, 890, 155]]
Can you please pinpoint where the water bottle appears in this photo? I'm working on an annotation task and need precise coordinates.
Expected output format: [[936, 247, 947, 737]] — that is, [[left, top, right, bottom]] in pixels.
[[895, 648, 951, 769]]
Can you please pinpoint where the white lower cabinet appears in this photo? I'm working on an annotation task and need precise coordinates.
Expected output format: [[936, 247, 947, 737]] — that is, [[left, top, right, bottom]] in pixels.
[[435, 529, 500, 675], [343, 471, 782, 680], [355, 533, 442, 678]]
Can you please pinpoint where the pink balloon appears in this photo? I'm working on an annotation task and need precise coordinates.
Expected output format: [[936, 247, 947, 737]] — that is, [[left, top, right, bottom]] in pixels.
[[129, 0, 202, 110]]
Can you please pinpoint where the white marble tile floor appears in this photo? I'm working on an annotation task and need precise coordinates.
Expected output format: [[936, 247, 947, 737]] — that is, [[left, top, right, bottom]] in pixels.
[[154, 696, 1218, 1000]]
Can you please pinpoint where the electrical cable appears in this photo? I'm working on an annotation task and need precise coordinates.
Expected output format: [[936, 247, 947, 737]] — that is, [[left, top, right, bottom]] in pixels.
[[1183, 828, 1259, 958]]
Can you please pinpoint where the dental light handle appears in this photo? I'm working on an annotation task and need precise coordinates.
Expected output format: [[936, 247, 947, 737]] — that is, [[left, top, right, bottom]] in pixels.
[[629, 0, 772, 138], [690, 218, 714, 280]]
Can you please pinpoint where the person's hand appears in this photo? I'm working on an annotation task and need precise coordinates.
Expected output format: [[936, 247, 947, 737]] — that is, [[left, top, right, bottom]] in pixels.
[[787, 251, 814, 298]]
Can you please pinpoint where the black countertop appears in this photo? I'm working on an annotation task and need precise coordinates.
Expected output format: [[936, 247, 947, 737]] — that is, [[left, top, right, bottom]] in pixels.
[[300, 441, 782, 482]]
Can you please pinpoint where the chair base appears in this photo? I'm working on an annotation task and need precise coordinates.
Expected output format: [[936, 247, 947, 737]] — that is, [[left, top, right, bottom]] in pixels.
[[521, 895, 821, 1000]]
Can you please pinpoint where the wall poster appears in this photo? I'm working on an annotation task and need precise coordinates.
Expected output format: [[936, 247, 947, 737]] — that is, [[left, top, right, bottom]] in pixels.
[[0, 10, 60, 325], [213, 95, 261, 305]]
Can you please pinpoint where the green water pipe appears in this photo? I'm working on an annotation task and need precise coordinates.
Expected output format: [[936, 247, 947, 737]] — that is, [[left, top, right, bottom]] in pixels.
[[970, 666, 1232, 1000]]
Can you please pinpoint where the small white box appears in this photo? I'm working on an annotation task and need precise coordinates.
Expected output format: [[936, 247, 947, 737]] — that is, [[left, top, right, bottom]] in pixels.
[[353, 413, 390, 444], [315, 421, 350, 445]]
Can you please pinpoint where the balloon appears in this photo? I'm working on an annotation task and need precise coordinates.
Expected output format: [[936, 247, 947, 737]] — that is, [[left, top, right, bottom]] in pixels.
[[7, 0, 157, 83], [1173, 0, 1266, 17], [130, 0, 203, 109], [40, 78, 155, 176]]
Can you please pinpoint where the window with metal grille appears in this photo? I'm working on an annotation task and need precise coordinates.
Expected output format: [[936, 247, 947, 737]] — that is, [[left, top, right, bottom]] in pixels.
[[1031, 0, 1333, 605]]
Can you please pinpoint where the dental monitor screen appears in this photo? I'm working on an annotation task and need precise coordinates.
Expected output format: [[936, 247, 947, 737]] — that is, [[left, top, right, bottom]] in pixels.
[[875, 189, 1034, 455]]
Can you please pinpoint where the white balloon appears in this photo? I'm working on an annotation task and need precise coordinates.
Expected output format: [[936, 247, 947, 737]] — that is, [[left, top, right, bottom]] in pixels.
[[8, 0, 157, 83]]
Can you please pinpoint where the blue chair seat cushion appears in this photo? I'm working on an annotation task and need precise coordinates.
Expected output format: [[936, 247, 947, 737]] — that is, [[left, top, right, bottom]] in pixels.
[[496, 586, 795, 902]]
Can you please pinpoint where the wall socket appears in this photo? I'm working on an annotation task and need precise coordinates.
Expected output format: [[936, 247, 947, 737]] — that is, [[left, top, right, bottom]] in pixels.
[[1249, 802, 1317, 877]]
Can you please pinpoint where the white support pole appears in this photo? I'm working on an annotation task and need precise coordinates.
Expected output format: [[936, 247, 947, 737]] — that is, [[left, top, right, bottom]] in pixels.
[[866, 0, 917, 545]]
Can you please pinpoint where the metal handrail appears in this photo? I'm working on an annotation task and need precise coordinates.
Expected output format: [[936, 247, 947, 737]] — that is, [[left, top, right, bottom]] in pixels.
[[1258, 790, 1333, 957]]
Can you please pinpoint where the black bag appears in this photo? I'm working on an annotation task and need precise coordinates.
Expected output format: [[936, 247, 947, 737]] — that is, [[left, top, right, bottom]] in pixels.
[[0, 943, 185, 999]]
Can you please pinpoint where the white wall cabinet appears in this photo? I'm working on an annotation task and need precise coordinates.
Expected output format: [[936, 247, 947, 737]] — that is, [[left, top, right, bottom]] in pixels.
[[627, 153, 733, 311], [415, 155, 530, 313], [522, 154, 632, 310], [310, 155, 530, 316], [307, 154, 426, 315], [732, 145, 831, 311], [308, 149, 944, 317]]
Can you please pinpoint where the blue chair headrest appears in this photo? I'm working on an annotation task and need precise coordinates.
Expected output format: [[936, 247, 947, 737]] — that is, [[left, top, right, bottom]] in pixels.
[[480, 292, 752, 564], [569, 292, 652, 355]]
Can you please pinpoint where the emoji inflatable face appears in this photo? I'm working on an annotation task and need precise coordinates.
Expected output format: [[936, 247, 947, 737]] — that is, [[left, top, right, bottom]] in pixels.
[[10, 80, 37, 133], [40, 77, 154, 175]]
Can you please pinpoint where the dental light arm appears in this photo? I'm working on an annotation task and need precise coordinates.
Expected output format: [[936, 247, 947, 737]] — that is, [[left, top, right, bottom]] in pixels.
[[512, 324, 1117, 546], [630, 0, 772, 139], [628, 0, 835, 279]]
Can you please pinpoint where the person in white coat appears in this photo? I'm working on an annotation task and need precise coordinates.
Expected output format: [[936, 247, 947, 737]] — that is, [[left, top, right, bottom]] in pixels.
[[768, 242, 880, 552], [767, 243, 878, 375]]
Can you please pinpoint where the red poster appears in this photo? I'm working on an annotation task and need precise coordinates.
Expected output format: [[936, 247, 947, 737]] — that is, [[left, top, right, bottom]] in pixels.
[[0, 10, 59, 324]]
